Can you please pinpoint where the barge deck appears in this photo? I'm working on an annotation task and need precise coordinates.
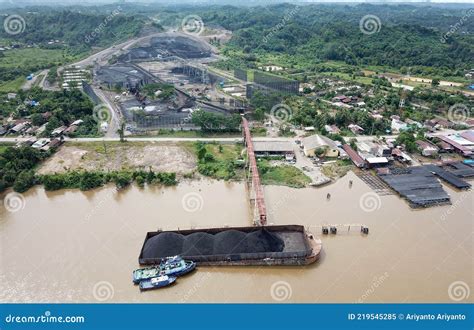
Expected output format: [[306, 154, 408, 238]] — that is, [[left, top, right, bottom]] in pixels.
[[138, 225, 322, 266]]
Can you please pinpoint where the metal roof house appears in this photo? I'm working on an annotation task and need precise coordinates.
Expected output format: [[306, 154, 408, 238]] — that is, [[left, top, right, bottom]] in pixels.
[[253, 141, 294, 158]]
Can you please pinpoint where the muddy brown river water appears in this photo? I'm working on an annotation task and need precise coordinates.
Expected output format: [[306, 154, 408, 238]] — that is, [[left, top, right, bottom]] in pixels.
[[1, 172, 472, 303]]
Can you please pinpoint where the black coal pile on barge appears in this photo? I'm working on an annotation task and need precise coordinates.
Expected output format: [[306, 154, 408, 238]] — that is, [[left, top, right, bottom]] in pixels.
[[142, 229, 285, 259], [139, 225, 322, 266]]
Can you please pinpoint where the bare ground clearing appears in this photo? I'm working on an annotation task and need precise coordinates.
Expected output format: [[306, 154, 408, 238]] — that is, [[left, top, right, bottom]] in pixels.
[[38, 142, 197, 174]]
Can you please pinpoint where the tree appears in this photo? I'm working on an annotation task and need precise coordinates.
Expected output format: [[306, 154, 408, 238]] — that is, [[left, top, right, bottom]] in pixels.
[[117, 120, 126, 142], [431, 78, 440, 86], [13, 170, 36, 193]]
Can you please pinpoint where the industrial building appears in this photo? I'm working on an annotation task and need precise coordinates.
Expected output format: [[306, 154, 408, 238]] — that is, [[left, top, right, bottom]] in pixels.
[[301, 134, 339, 157], [96, 65, 151, 90], [253, 141, 294, 159]]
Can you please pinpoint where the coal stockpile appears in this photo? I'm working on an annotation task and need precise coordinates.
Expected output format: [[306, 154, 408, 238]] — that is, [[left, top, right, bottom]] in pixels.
[[241, 229, 285, 253], [142, 232, 184, 258], [182, 232, 214, 256], [142, 229, 285, 259]]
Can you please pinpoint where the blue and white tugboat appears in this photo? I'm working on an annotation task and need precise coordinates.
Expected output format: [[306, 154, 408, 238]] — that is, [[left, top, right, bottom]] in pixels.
[[139, 275, 176, 291], [132, 256, 196, 284]]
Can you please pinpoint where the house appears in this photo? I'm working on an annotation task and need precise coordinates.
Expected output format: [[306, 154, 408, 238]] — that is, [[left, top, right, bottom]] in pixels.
[[324, 125, 340, 135], [437, 141, 454, 153], [32, 138, 50, 149], [460, 130, 474, 143], [0, 126, 7, 136], [333, 95, 346, 102], [436, 135, 473, 157], [342, 144, 365, 168], [7, 93, 17, 100], [71, 119, 84, 126], [416, 140, 439, 157], [253, 141, 294, 159], [45, 138, 62, 150], [405, 119, 422, 129], [426, 118, 453, 130], [371, 112, 384, 121], [301, 134, 339, 157], [366, 157, 389, 168], [64, 125, 78, 135], [391, 118, 408, 133], [348, 124, 364, 134], [51, 126, 67, 136], [11, 121, 30, 134]]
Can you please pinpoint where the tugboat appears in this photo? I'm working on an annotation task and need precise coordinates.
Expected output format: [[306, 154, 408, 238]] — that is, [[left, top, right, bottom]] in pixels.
[[132, 256, 196, 284], [139, 275, 176, 291]]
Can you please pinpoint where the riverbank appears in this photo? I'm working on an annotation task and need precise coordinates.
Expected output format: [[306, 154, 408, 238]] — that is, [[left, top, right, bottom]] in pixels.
[[30, 141, 314, 191]]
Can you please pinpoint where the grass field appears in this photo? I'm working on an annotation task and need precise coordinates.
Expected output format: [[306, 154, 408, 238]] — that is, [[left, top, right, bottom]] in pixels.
[[0, 77, 25, 93], [0, 48, 75, 92], [258, 160, 311, 188], [0, 48, 70, 69]]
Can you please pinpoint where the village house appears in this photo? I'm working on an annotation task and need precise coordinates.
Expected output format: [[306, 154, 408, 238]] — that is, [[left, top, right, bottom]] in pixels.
[[391, 118, 408, 133], [416, 140, 439, 157], [348, 124, 364, 134], [324, 124, 340, 135]]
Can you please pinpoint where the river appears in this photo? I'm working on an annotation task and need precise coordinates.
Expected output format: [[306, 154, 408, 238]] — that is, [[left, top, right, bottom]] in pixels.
[[1, 172, 472, 303]]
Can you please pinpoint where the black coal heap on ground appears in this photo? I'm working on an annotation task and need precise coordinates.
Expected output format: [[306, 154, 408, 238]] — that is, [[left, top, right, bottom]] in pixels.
[[142, 229, 285, 259]]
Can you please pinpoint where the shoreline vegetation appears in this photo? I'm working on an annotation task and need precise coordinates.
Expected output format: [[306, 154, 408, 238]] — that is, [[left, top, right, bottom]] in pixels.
[[1, 141, 316, 194]]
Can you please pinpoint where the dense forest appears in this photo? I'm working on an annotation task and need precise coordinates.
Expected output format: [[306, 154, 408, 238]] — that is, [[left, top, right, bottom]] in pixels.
[[0, 9, 151, 53], [157, 3, 474, 76]]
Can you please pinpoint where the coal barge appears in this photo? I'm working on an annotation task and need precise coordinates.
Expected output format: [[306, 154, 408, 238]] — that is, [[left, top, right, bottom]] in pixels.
[[138, 225, 322, 266]]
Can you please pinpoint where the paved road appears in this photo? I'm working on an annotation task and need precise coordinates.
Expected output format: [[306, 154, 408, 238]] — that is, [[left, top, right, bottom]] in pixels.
[[93, 87, 121, 138], [0, 136, 300, 143], [21, 69, 49, 91], [292, 143, 331, 186]]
